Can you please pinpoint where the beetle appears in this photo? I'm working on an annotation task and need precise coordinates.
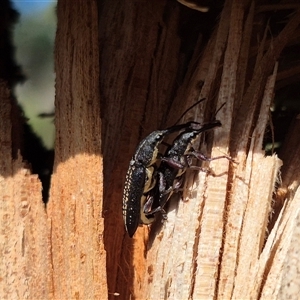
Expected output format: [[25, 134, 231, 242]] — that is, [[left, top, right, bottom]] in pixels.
[[143, 120, 235, 217], [122, 121, 203, 237]]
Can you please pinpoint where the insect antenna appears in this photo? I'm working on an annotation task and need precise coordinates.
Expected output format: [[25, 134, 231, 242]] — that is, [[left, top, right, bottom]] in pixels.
[[173, 98, 206, 125], [213, 102, 226, 119]]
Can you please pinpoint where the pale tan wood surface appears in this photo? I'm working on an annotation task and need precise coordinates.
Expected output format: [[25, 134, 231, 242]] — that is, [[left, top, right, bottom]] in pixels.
[[1, 1, 300, 299]]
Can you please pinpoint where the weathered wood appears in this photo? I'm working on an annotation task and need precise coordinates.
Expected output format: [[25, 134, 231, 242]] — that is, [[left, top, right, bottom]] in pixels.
[[0, 81, 52, 299], [46, 0, 106, 298], [1, 0, 300, 299], [98, 1, 187, 298]]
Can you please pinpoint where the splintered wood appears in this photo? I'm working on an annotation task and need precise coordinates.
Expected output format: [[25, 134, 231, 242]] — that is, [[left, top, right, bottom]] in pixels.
[[143, 152, 286, 299], [0, 82, 52, 299], [140, 1, 300, 300]]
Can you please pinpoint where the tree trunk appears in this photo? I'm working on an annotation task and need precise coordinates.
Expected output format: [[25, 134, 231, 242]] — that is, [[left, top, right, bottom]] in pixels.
[[1, 0, 300, 299]]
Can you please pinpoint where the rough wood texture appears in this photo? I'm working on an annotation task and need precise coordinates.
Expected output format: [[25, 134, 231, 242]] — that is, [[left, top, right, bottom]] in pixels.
[[46, 0, 106, 298], [99, 1, 300, 299], [1, 0, 300, 299], [0, 81, 52, 299], [98, 1, 187, 297], [98, 0, 300, 299]]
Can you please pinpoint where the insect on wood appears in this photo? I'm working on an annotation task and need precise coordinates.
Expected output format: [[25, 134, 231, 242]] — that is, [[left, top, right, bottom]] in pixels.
[[122, 99, 236, 237], [122, 122, 202, 237], [144, 121, 236, 218]]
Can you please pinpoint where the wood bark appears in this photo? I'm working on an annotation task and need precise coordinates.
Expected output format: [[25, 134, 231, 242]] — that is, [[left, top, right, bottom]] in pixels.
[[1, 0, 300, 299], [47, 0, 106, 298], [1, 0, 106, 299], [99, 1, 300, 299], [0, 81, 52, 299]]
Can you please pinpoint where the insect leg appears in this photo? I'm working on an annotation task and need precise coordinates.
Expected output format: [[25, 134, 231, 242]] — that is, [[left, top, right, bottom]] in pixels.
[[187, 149, 236, 163]]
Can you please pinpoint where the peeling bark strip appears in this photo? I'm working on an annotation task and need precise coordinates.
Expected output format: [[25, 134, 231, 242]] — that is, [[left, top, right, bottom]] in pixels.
[[47, 0, 106, 299]]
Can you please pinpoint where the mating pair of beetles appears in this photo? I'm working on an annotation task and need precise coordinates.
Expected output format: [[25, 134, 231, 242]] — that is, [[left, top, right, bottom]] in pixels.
[[122, 106, 234, 238]]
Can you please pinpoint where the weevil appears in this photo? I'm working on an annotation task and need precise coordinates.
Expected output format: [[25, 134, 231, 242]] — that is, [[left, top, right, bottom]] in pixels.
[[122, 121, 202, 237], [144, 120, 235, 217]]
